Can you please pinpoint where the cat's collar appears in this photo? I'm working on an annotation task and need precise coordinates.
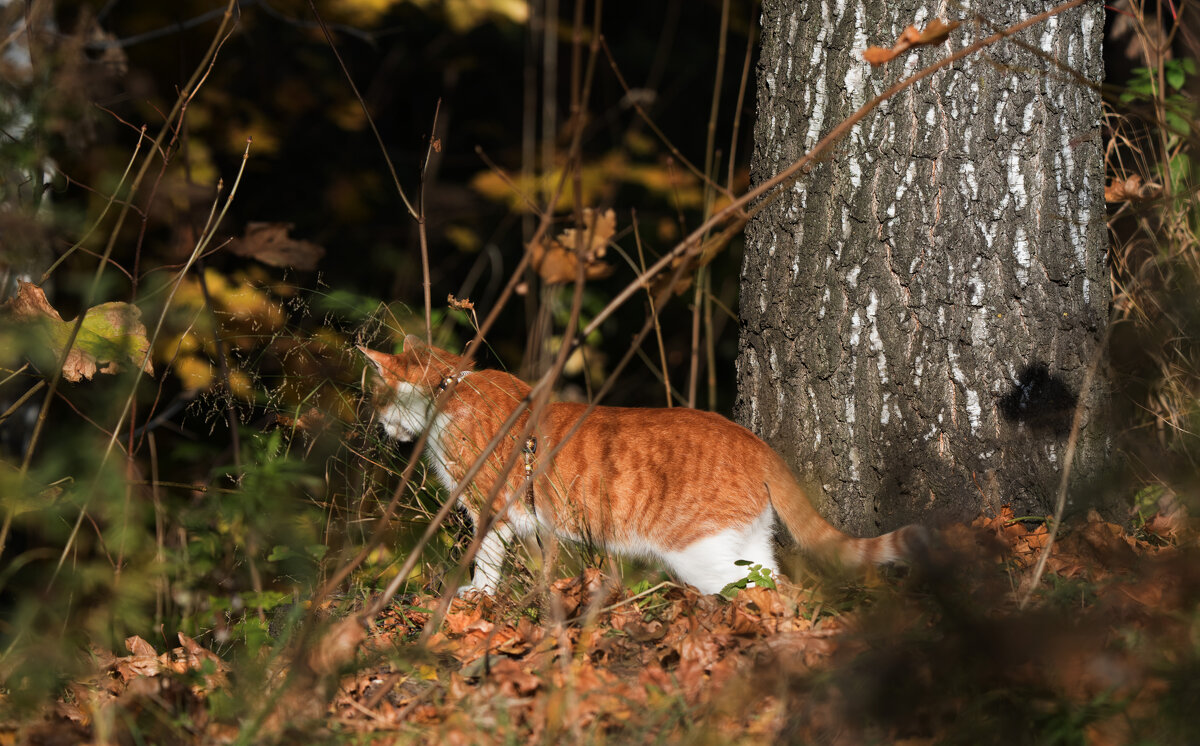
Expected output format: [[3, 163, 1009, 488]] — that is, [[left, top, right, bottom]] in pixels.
[[435, 370, 470, 396]]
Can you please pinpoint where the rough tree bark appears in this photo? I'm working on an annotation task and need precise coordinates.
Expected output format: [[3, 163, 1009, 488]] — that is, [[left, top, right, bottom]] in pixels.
[[736, 0, 1108, 535]]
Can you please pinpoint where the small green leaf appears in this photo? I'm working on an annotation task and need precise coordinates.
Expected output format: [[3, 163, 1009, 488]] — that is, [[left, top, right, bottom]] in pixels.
[[1165, 110, 1189, 137], [1167, 64, 1185, 91]]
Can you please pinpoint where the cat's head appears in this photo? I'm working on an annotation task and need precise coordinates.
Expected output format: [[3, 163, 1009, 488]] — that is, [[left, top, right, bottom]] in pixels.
[[358, 335, 471, 440]]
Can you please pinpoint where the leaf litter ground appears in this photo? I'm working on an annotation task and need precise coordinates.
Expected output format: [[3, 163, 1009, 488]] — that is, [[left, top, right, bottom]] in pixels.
[[12, 505, 1200, 745]]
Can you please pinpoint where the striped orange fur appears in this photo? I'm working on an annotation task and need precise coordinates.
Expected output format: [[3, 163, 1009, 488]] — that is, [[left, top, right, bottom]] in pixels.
[[361, 336, 926, 594]]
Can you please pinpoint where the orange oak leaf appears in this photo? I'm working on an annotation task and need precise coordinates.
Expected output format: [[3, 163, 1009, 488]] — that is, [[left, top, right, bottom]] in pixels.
[[528, 208, 616, 285], [1105, 175, 1161, 203]]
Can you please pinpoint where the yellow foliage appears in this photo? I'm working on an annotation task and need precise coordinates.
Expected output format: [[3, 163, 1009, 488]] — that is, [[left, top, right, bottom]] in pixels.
[[221, 283, 285, 329], [311, 327, 346, 352], [227, 370, 254, 400], [160, 331, 200, 359], [227, 112, 281, 156], [328, 99, 368, 132], [337, 0, 406, 24], [166, 142, 219, 194], [325, 173, 381, 223], [156, 268, 286, 396], [320, 0, 527, 27], [445, 224, 482, 253], [471, 151, 702, 213], [407, 0, 527, 30], [174, 356, 214, 391]]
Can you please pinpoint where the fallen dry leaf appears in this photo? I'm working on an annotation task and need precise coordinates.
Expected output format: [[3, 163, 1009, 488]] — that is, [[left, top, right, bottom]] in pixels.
[[308, 618, 367, 677], [228, 222, 326, 271], [1105, 174, 1162, 203], [275, 407, 332, 435], [863, 18, 960, 66], [1142, 492, 1190, 542], [125, 635, 156, 657], [529, 208, 616, 284], [447, 293, 474, 310]]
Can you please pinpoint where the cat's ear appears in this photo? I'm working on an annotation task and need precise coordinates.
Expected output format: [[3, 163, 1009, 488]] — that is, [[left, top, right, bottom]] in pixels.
[[403, 334, 425, 351], [357, 346, 390, 376]]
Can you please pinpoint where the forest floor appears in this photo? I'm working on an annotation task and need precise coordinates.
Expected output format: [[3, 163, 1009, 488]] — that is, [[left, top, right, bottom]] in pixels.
[[12, 503, 1199, 745]]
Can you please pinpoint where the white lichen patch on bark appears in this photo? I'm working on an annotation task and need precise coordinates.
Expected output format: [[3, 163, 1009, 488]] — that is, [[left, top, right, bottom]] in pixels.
[[980, 219, 998, 250], [866, 290, 887, 384], [743, 347, 760, 430], [1013, 226, 1030, 285], [803, 4, 831, 149], [843, 1, 871, 189], [970, 309, 989, 348], [808, 385, 821, 448], [947, 343, 981, 434], [849, 154, 863, 189], [886, 161, 918, 219], [1007, 147, 1027, 209]]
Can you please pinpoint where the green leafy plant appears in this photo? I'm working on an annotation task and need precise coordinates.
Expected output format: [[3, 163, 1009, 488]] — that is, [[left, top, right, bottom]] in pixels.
[[720, 559, 777, 596], [1120, 59, 1197, 136]]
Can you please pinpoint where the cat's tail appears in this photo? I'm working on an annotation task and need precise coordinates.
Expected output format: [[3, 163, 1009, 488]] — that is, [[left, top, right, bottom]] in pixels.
[[765, 458, 929, 568]]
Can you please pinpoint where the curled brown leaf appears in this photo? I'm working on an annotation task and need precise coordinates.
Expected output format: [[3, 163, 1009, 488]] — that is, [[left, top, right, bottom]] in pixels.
[[863, 18, 960, 66], [1105, 174, 1162, 203], [228, 222, 326, 271]]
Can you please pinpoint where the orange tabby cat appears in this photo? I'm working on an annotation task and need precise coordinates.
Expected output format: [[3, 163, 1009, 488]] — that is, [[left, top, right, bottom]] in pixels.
[[361, 337, 926, 595]]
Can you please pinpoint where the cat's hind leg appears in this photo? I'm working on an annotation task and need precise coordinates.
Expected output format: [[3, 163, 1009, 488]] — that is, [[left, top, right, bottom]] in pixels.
[[457, 521, 513, 596], [658, 510, 778, 595]]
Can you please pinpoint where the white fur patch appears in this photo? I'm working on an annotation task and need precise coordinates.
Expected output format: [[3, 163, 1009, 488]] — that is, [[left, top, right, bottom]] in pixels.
[[376, 376, 472, 497], [657, 509, 778, 594], [463, 522, 513, 594], [375, 381, 436, 442]]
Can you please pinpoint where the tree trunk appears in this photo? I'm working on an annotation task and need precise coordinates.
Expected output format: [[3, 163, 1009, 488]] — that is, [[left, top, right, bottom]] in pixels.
[[736, 0, 1108, 535]]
